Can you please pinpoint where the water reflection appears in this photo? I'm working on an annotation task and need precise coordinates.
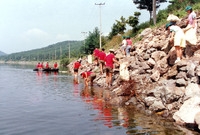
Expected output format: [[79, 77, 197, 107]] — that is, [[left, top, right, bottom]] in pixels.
[[79, 86, 190, 135], [73, 83, 80, 97], [80, 86, 113, 128], [0, 64, 197, 135]]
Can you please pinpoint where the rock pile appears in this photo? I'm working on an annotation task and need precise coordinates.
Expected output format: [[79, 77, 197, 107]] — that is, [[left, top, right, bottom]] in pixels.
[[68, 16, 200, 130]]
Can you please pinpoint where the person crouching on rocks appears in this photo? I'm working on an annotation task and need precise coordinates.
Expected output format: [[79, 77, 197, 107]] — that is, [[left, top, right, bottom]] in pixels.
[[73, 60, 82, 83], [80, 70, 96, 87], [165, 22, 186, 64]]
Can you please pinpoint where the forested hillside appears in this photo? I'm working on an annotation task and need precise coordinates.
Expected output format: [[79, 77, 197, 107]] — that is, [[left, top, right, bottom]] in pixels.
[[0, 40, 83, 62], [0, 51, 6, 56]]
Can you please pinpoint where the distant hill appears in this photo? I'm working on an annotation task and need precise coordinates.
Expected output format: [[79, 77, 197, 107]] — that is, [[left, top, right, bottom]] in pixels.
[[0, 40, 84, 61], [0, 51, 6, 56]]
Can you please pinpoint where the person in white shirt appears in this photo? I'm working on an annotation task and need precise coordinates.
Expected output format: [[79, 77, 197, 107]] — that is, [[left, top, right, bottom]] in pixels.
[[120, 36, 127, 56], [165, 22, 186, 64]]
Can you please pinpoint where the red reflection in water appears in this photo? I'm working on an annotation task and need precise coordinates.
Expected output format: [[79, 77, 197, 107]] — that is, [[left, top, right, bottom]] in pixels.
[[36, 71, 42, 76], [80, 87, 113, 128], [79, 86, 130, 128], [73, 82, 80, 97]]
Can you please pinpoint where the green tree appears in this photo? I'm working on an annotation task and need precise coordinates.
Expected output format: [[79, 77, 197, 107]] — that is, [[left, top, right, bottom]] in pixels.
[[115, 16, 127, 34], [108, 16, 127, 39], [60, 57, 70, 67], [133, 0, 167, 23], [126, 12, 141, 35], [85, 27, 100, 54], [108, 23, 119, 39]]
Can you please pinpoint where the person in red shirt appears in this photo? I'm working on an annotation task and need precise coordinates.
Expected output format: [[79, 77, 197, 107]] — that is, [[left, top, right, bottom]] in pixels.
[[80, 70, 96, 87], [98, 48, 106, 75], [36, 62, 40, 69], [53, 62, 58, 69], [45, 62, 49, 69], [104, 49, 119, 88], [36, 62, 43, 70], [126, 36, 132, 57], [41, 62, 44, 69], [73, 60, 81, 83], [93, 47, 100, 66]]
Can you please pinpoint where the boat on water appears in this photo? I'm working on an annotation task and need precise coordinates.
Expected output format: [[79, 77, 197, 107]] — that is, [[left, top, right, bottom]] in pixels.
[[33, 68, 59, 72]]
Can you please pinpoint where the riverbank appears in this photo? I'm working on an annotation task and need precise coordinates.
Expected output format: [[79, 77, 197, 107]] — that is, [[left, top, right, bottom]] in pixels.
[[68, 22, 200, 133]]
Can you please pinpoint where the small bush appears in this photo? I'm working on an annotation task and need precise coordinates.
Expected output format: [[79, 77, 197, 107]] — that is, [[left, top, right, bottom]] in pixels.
[[60, 57, 70, 67]]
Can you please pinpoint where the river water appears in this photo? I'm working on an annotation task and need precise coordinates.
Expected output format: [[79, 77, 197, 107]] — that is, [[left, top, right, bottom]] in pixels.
[[0, 64, 198, 135]]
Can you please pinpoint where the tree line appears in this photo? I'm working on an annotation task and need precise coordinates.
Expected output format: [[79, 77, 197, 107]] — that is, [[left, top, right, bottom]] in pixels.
[[0, 41, 83, 62], [0, 0, 199, 67]]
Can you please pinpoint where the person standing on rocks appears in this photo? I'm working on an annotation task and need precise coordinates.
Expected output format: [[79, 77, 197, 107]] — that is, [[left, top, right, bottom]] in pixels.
[[120, 36, 127, 56], [185, 6, 197, 32], [184, 6, 198, 57], [104, 49, 119, 88], [165, 22, 186, 64], [98, 48, 106, 75], [126, 36, 132, 57], [93, 47, 100, 66]]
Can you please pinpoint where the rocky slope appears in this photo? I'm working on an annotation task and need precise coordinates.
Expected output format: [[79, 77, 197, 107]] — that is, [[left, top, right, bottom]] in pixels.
[[68, 15, 200, 131]]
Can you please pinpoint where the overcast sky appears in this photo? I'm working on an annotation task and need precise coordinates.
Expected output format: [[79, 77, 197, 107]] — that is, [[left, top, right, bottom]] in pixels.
[[0, 0, 170, 54]]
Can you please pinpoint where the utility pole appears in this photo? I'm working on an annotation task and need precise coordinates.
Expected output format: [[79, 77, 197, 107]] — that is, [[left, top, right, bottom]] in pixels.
[[81, 32, 87, 53], [55, 49, 56, 60], [60, 46, 62, 59], [68, 42, 70, 59], [95, 2, 105, 49]]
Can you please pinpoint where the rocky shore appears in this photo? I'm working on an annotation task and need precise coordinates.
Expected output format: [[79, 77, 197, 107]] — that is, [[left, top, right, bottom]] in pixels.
[[68, 18, 200, 131]]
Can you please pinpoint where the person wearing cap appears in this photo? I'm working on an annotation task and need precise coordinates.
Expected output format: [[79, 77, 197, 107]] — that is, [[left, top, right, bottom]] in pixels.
[[184, 5, 197, 52], [126, 36, 132, 57], [120, 36, 127, 56], [104, 49, 119, 88], [98, 48, 106, 75], [165, 22, 186, 64], [185, 6, 197, 32], [80, 70, 96, 87]]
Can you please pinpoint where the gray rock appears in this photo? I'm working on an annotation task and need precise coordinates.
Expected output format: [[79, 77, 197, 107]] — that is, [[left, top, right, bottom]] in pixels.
[[185, 83, 200, 100], [151, 51, 167, 62], [173, 96, 200, 124], [176, 78, 187, 87], [150, 70, 160, 82], [149, 100, 165, 111]]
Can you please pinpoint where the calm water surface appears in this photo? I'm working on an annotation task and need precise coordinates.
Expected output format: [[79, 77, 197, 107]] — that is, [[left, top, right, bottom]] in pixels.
[[0, 64, 195, 135]]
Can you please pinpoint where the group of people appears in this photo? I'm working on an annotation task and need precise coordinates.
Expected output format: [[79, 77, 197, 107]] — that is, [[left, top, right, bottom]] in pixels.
[[73, 5, 197, 86], [120, 36, 133, 57], [165, 5, 197, 64], [73, 48, 119, 88], [36, 62, 58, 69]]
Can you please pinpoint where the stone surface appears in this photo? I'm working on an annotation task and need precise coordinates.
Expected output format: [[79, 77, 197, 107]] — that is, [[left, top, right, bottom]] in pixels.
[[68, 14, 200, 130]]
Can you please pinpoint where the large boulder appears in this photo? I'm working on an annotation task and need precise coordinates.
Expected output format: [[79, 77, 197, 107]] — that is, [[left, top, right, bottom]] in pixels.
[[173, 96, 200, 124]]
